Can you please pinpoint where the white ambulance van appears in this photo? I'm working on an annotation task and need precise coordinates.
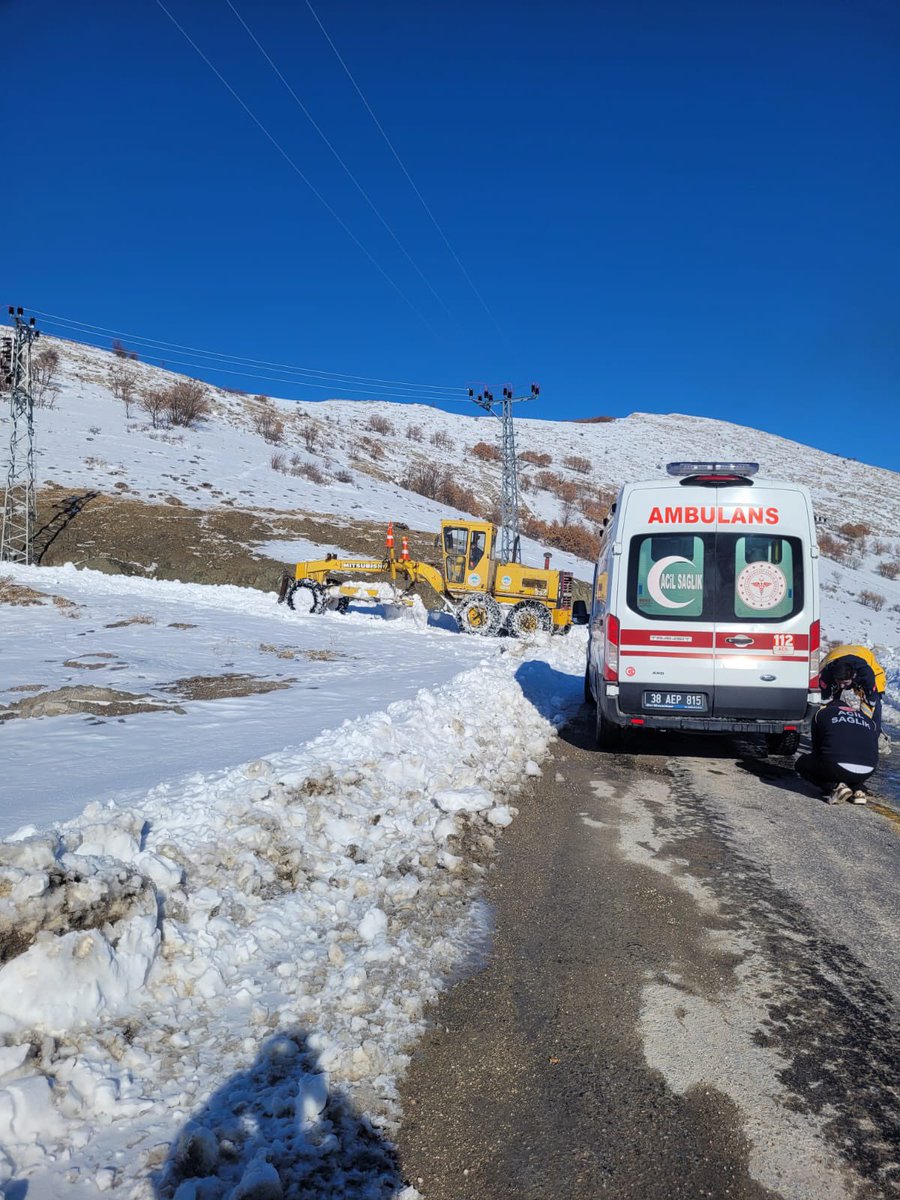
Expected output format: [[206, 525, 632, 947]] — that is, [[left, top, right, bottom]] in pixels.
[[580, 462, 821, 753]]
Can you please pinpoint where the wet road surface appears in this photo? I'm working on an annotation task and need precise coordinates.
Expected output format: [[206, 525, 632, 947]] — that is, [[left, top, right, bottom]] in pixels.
[[396, 713, 900, 1200]]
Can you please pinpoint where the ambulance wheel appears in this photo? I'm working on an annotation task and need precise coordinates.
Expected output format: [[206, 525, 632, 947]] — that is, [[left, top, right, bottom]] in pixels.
[[286, 579, 325, 614], [506, 600, 551, 638], [595, 705, 623, 752], [584, 664, 594, 704], [456, 594, 503, 637], [766, 730, 800, 756]]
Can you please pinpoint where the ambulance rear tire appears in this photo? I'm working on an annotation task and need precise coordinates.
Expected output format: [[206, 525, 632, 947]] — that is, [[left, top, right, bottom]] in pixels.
[[595, 705, 623, 752], [584, 664, 593, 704], [766, 730, 800, 757]]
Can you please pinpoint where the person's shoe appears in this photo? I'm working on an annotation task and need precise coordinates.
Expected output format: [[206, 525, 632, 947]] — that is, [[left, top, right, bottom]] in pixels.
[[851, 789, 868, 804], [826, 782, 853, 804]]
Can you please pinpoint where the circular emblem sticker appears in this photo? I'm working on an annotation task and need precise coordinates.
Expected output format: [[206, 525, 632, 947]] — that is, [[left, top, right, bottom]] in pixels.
[[736, 562, 787, 610], [501, 575, 512, 587], [468, 572, 480, 586]]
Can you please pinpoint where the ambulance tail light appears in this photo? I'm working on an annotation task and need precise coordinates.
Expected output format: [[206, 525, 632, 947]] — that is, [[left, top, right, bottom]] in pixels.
[[808, 619, 820, 688], [604, 613, 620, 682]]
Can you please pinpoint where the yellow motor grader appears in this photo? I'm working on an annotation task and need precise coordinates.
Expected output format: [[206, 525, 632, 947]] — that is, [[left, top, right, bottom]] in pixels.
[[277, 519, 574, 637]]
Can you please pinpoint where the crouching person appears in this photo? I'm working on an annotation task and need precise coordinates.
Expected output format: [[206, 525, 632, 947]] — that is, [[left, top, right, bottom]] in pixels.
[[795, 685, 878, 805]]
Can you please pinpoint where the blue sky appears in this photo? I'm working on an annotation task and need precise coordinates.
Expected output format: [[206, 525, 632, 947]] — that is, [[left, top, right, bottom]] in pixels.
[[6, 0, 900, 469]]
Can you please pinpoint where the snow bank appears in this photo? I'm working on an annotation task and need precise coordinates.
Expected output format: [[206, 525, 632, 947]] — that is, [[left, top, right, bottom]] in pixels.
[[0, 634, 585, 1196]]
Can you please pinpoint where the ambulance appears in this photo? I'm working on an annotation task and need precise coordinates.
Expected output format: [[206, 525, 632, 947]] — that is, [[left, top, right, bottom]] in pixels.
[[580, 462, 821, 753]]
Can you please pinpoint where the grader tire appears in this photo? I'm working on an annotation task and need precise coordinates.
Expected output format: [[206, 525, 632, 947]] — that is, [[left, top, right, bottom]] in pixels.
[[456, 593, 503, 637], [506, 600, 552, 639], [286, 579, 326, 614]]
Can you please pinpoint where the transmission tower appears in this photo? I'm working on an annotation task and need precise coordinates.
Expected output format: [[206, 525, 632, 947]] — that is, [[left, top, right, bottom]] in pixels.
[[469, 382, 540, 563], [1, 307, 40, 564]]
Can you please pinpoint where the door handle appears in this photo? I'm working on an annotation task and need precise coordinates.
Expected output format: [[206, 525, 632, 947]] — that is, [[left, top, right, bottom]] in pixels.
[[724, 635, 754, 647]]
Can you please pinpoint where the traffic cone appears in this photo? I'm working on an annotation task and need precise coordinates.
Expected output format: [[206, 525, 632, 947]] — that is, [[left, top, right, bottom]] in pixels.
[[385, 522, 395, 556], [400, 535, 410, 561]]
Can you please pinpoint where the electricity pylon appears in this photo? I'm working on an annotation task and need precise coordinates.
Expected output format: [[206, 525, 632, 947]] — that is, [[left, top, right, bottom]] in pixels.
[[1, 307, 40, 564], [469, 382, 540, 563]]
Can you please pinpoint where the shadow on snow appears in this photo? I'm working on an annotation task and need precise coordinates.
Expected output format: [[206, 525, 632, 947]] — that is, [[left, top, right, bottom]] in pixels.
[[152, 1029, 406, 1200]]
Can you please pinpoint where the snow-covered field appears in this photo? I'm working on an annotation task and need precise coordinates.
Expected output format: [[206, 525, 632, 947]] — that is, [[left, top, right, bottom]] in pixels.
[[0, 560, 585, 1197], [0, 565, 499, 836], [0, 331, 898, 1196]]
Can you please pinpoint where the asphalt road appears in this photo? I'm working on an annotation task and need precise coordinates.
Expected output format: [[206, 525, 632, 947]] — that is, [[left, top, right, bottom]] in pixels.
[[396, 712, 900, 1200]]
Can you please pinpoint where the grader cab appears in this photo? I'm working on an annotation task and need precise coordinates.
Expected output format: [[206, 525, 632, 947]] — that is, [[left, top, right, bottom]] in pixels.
[[278, 518, 573, 638]]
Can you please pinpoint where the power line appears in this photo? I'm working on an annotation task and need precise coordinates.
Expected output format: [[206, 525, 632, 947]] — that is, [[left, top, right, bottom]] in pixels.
[[304, 0, 505, 338], [153, 0, 440, 338], [224, 0, 464, 333], [38, 320, 475, 405], [31, 310, 465, 395]]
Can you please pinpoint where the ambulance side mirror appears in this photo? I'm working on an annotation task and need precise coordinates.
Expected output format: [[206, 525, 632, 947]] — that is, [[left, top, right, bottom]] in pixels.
[[571, 600, 589, 625]]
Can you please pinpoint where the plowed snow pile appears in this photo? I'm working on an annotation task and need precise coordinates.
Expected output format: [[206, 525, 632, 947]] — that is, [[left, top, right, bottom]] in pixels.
[[0, 562, 585, 1198]]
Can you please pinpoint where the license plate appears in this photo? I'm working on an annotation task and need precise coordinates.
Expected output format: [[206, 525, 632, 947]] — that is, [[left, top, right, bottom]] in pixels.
[[642, 691, 707, 712]]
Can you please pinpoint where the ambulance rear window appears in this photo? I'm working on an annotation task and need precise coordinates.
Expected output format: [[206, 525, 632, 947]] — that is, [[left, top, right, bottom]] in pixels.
[[628, 534, 708, 619], [728, 534, 803, 621]]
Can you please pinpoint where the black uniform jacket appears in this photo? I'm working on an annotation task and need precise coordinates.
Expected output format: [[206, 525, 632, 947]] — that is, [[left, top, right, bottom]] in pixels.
[[811, 700, 878, 769]]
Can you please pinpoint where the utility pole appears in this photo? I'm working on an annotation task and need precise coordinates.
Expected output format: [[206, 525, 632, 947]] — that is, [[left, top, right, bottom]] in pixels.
[[469, 381, 540, 564], [1, 307, 40, 564]]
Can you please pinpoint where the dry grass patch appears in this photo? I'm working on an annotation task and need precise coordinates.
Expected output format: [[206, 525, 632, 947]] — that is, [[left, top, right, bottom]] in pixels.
[[0, 685, 176, 722], [0, 579, 48, 606], [104, 615, 156, 628], [164, 674, 292, 702], [168, 621, 198, 629]]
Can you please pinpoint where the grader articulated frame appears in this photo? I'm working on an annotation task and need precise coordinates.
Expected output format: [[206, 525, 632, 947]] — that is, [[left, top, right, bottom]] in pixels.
[[277, 519, 573, 637]]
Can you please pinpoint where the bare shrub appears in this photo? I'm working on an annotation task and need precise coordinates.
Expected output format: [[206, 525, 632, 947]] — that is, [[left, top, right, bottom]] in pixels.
[[112, 338, 139, 361], [251, 396, 284, 444], [293, 462, 325, 484], [359, 436, 384, 461], [817, 532, 848, 562], [270, 452, 286, 472], [406, 423, 423, 442], [579, 494, 616, 524], [521, 515, 600, 561], [164, 379, 210, 427], [840, 522, 870, 540], [563, 454, 592, 474], [572, 415, 615, 423], [471, 441, 501, 462], [109, 364, 138, 416], [139, 387, 168, 430], [520, 450, 552, 467], [402, 463, 442, 499], [872, 538, 889, 555], [430, 430, 452, 450], [335, 469, 354, 483], [401, 465, 480, 515], [859, 589, 885, 611], [367, 414, 394, 435], [877, 561, 900, 580], [32, 348, 61, 408], [300, 421, 319, 453]]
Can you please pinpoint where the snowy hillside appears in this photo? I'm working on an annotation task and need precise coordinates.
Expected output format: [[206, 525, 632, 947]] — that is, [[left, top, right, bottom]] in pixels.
[[16, 331, 900, 661]]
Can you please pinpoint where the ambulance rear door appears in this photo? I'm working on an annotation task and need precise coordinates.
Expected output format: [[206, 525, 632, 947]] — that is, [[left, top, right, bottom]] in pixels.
[[616, 489, 715, 721], [710, 487, 814, 722]]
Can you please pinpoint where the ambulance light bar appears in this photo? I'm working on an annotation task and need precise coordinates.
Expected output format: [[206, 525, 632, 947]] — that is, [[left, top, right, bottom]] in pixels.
[[666, 461, 759, 478]]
